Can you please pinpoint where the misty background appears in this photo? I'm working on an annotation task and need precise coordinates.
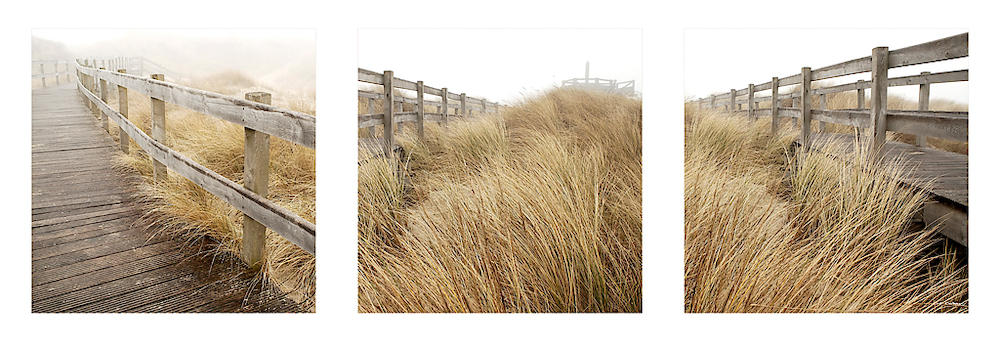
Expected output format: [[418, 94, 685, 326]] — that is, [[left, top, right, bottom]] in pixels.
[[358, 28, 642, 104], [32, 29, 315, 98], [684, 29, 968, 105]]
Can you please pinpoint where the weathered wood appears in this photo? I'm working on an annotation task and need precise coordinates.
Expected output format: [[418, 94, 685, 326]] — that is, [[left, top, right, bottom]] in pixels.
[[886, 110, 967, 143], [242, 92, 271, 271], [382, 71, 395, 157], [770, 77, 779, 135], [889, 32, 968, 68], [818, 93, 826, 132], [460, 93, 467, 117], [857, 79, 865, 109], [98, 68, 110, 133], [441, 87, 449, 124], [116, 69, 129, 154], [870, 47, 889, 156], [150, 73, 167, 183], [416, 81, 425, 140], [916, 71, 930, 147], [730, 89, 736, 111], [32, 86, 302, 313], [78, 82, 316, 254], [923, 201, 967, 247], [747, 83, 754, 121], [79, 65, 315, 148], [800, 67, 812, 150], [41, 63, 47, 87]]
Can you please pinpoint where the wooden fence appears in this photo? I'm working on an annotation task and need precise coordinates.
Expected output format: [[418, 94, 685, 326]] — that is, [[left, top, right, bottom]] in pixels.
[[31, 60, 74, 87], [694, 33, 968, 156], [73, 57, 316, 269], [358, 68, 502, 156]]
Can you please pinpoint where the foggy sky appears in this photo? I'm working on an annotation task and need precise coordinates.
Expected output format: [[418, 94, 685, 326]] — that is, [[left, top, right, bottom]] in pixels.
[[358, 28, 642, 104], [684, 29, 968, 104]]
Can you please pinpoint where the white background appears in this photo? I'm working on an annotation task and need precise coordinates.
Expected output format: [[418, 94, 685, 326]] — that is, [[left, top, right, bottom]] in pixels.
[[2, 1, 997, 347]]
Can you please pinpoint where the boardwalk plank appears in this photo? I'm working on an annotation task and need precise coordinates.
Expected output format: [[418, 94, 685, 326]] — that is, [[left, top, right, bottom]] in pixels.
[[30, 85, 301, 313]]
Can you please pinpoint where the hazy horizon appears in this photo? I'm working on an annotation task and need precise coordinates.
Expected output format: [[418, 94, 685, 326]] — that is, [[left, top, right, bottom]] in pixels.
[[684, 29, 968, 105], [358, 28, 642, 104]]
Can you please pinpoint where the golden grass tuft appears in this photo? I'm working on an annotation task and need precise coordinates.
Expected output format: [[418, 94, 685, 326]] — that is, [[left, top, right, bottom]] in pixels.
[[683, 103, 967, 313], [358, 89, 642, 312], [106, 71, 315, 308]]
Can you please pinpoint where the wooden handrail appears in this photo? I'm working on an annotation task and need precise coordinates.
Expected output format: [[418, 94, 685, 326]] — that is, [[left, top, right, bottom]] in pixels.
[[74, 58, 316, 258], [695, 33, 968, 147]]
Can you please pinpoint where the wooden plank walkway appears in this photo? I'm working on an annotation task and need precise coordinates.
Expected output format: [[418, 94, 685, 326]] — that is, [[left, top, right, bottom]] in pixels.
[[31, 84, 303, 313], [795, 132, 968, 245]]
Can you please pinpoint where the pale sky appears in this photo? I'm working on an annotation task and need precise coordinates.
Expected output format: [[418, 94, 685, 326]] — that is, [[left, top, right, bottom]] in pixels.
[[358, 28, 641, 104], [684, 29, 968, 104]]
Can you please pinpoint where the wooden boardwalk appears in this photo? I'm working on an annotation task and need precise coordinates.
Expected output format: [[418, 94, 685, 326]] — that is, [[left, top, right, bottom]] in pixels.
[[31, 84, 303, 313], [795, 133, 968, 245]]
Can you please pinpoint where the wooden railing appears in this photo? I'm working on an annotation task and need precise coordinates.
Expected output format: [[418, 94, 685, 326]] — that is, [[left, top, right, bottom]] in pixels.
[[73, 58, 316, 269], [32, 60, 74, 87], [694, 33, 968, 155], [358, 68, 502, 156]]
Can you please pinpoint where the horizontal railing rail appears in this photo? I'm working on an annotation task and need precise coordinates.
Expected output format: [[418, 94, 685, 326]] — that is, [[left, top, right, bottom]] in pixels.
[[357, 68, 503, 156], [73, 58, 315, 267], [31, 60, 74, 87], [694, 32, 968, 153]]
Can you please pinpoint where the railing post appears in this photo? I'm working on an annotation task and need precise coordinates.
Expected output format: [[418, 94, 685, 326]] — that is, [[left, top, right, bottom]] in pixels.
[[481, 98, 487, 115], [55, 62, 61, 85], [710, 95, 716, 110], [800, 67, 812, 151], [747, 84, 754, 121], [99, 68, 109, 133], [818, 93, 827, 133], [460, 93, 467, 117], [150, 73, 167, 183], [116, 69, 130, 154], [729, 89, 736, 112], [771, 77, 779, 136], [40, 63, 47, 87], [916, 71, 930, 147], [441, 87, 449, 125], [382, 70, 395, 157], [869, 47, 889, 157], [242, 91, 272, 271], [365, 97, 376, 138], [416, 80, 425, 141]]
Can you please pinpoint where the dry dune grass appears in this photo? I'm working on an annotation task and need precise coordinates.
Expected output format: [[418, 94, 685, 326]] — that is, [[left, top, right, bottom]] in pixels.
[[684, 103, 967, 313], [102, 71, 315, 308], [358, 89, 641, 312]]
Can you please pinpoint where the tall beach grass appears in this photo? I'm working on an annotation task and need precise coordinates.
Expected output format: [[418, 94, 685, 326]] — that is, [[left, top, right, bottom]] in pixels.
[[358, 89, 642, 312]]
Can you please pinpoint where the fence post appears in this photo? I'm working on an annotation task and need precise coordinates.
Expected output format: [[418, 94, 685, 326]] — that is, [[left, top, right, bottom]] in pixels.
[[916, 71, 930, 147], [818, 93, 827, 133], [55, 62, 61, 85], [382, 70, 395, 157], [441, 87, 449, 125], [856, 80, 865, 109], [460, 93, 467, 117], [729, 89, 736, 112], [416, 81, 425, 141], [116, 69, 130, 154], [364, 97, 376, 138], [242, 91, 272, 271], [150, 73, 167, 183], [747, 84, 754, 121], [99, 68, 109, 133], [869, 47, 889, 157], [710, 95, 716, 110], [40, 63, 47, 87], [481, 98, 487, 115], [771, 77, 779, 136], [800, 67, 812, 151]]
